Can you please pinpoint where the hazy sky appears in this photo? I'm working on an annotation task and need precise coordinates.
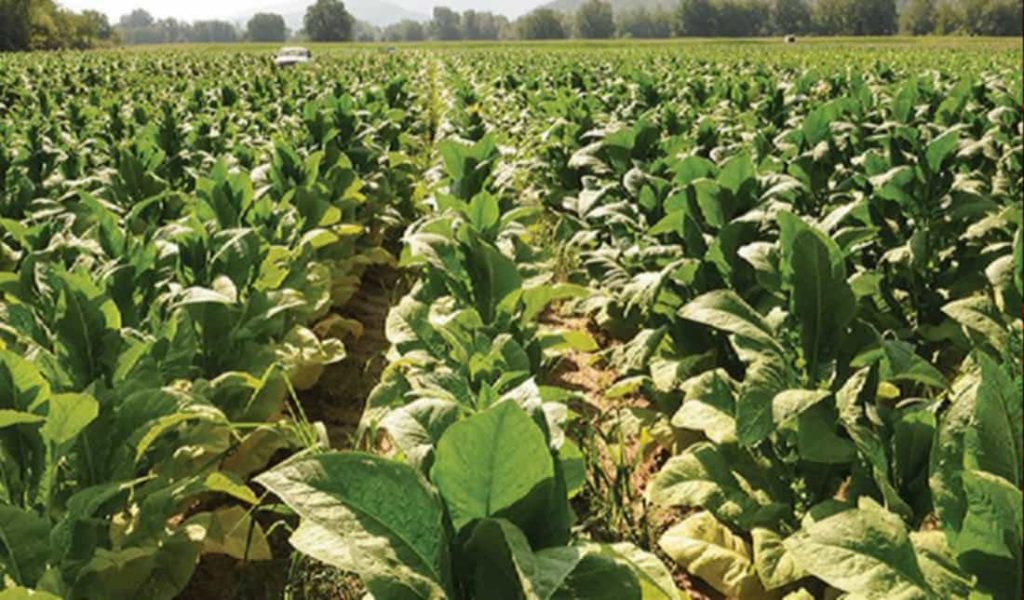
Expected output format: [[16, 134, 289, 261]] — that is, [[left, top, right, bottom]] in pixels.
[[61, 0, 539, 21]]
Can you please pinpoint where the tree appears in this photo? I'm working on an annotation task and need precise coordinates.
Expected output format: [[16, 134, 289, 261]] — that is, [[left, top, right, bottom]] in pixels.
[[576, 0, 616, 38], [932, 0, 961, 32], [813, 0, 896, 34], [900, 0, 936, 33], [80, 10, 112, 39], [462, 9, 482, 38], [771, 0, 812, 34], [858, 0, 898, 34], [119, 8, 154, 28], [459, 10, 504, 40], [353, 20, 379, 41], [247, 12, 286, 42], [156, 18, 184, 43], [616, 7, 673, 37], [0, 0, 31, 51], [518, 8, 567, 39], [674, 0, 717, 35], [1, 0, 114, 51], [431, 6, 461, 40], [969, 0, 1023, 35], [713, 0, 769, 36], [383, 19, 426, 41], [190, 20, 238, 43], [304, 0, 354, 42]]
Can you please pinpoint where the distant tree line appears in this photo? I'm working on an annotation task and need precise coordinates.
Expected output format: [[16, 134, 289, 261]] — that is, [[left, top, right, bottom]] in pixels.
[[111, 0, 358, 44], [115, 9, 242, 44], [0, 0, 114, 51], [377, 0, 1020, 41], [2, 0, 1019, 52]]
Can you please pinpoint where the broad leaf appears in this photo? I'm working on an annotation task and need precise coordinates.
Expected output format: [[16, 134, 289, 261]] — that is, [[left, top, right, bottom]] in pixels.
[[778, 212, 855, 378], [678, 290, 781, 354], [256, 452, 451, 598], [430, 401, 555, 537], [784, 499, 934, 598], [659, 512, 764, 598], [751, 528, 806, 590]]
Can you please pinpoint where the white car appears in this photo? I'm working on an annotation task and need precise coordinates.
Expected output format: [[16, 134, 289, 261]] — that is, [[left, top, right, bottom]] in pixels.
[[274, 47, 312, 68]]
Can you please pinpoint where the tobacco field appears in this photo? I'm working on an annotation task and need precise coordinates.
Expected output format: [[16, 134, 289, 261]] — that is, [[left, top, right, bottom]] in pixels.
[[0, 40, 1021, 600]]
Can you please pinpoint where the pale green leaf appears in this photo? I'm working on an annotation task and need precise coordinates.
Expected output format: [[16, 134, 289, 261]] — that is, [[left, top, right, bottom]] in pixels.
[[659, 512, 764, 599]]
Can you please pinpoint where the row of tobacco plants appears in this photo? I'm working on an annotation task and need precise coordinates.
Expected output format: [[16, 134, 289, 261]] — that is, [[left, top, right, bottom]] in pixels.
[[487, 45, 1022, 599], [0, 50, 430, 598]]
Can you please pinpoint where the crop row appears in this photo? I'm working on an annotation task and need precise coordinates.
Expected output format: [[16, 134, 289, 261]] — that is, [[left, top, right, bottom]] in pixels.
[[0, 51, 431, 599]]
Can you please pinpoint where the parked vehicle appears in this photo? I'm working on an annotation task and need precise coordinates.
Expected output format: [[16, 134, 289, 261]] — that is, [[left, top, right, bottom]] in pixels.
[[274, 47, 312, 67]]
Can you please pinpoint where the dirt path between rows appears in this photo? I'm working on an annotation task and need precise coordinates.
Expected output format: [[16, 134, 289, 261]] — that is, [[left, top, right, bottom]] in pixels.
[[303, 264, 404, 448], [180, 264, 402, 600], [542, 310, 721, 600]]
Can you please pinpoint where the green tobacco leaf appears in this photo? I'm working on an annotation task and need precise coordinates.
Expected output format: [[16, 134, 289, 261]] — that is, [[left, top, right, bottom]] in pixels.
[[467, 192, 500, 232], [40, 393, 98, 445], [678, 290, 781, 354], [891, 408, 935, 516], [932, 358, 1023, 543], [74, 527, 201, 600], [659, 512, 764, 599], [771, 389, 831, 424], [909, 531, 972, 599], [522, 284, 589, 323], [0, 589, 61, 600], [784, 499, 934, 598], [871, 166, 916, 205], [203, 472, 259, 505], [465, 518, 581, 600], [718, 153, 755, 196], [552, 546, 642, 600], [0, 505, 50, 586], [955, 470, 1022, 599], [431, 401, 555, 535], [672, 370, 737, 444], [930, 372, 979, 538], [925, 129, 959, 175], [778, 212, 856, 378], [380, 398, 460, 471], [647, 442, 785, 530], [0, 410, 45, 429], [796, 404, 858, 465], [736, 357, 794, 445], [255, 452, 450, 598], [0, 350, 51, 411], [802, 104, 831, 146], [53, 270, 123, 385], [751, 528, 806, 590], [942, 296, 1010, 350], [881, 340, 947, 389], [964, 355, 1021, 487], [463, 233, 523, 324], [186, 506, 272, 561], [605, 543, 684, 600], [844, 421, 914, 519]]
